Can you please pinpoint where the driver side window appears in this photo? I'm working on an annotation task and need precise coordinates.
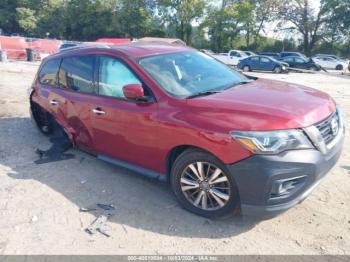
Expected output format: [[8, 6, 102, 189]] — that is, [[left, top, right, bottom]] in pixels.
[[98, 56, 142, 99], [295, 57, 304, 63], [285, 57, 294, 63]]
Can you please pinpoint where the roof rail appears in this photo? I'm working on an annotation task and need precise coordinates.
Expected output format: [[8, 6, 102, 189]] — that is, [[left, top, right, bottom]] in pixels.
[[58, 43, 112, 53]]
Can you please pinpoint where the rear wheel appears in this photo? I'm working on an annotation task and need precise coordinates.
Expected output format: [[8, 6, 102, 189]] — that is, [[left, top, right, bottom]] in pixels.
[[336, 64, 343, 70], [243, 65, 250, 72], [171, 149, 239, 218], [30, 102, 54, 135]]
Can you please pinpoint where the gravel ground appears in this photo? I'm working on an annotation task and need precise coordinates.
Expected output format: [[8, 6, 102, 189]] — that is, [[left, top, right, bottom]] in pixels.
[[0, 61, 349, 255]]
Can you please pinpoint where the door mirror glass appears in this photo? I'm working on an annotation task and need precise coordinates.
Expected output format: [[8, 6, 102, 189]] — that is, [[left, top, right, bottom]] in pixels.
[[123, 84, 144, 100]]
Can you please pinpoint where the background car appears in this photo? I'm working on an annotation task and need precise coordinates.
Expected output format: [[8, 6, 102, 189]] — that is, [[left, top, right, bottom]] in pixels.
[[314, 54, 349, 64], [312, 56, 348, 70], [280, 51, 307, 59], [212, 49, 248, 66], [259, 52, 281, 60], [237, 55, 289, 73], [200, 49, 214, 55], [59, 42, 80, 51], [281, 56, 321, 71], [243, 51, 257, 56]]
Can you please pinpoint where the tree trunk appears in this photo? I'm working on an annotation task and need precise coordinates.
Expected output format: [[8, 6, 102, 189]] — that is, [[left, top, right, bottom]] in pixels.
[[246, 23, 250, 48], [303, 32, 311, 55]]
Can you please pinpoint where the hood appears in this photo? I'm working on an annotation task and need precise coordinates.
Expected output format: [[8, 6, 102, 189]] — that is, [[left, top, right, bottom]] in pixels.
[[280, 62, 289, 67], [185, 79, 336, 131]]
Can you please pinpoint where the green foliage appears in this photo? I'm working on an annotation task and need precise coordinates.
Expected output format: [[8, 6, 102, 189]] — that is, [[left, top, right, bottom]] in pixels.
[[116, 0, 152, 38], [16, 7, 37, 34], [0, 0, 21, 33], [157, 0, 206, 44], [0, 0, 349, 56]]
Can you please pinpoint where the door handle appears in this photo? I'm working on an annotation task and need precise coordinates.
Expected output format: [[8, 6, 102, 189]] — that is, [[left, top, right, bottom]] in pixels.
[[92, 108, 106, 115], [50, 99, 59, 105]]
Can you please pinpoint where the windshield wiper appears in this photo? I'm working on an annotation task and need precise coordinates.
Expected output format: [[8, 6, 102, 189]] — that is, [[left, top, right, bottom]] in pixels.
[[186, 80, 253, 99], [186, 90, 222, 99], [223, 80, 253, 90]]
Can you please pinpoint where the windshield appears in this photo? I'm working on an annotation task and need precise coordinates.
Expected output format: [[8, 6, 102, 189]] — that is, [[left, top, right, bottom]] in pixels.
[[139, 51, 249, 98]]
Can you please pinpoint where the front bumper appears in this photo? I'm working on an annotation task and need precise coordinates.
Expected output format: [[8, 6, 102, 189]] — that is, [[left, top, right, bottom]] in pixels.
[[227, 132, 344, 218]]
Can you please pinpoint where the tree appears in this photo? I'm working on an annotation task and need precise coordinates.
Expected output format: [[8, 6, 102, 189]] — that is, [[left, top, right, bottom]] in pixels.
[[16, 7, 37, 34], [0, 0, 21, 34], [322, 0, 350, 54], [115, 0, 152, 38], [64, 0, 118, 41], [34, 0, 67, 39], [203, 0, 255, 51], [249, 0, 283, 46], [158, 0, 206, 44], [279, 0, 328, 55]]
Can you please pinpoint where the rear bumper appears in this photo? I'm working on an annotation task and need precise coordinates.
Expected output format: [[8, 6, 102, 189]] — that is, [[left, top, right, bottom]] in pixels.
[[227, 133, 344, 218]]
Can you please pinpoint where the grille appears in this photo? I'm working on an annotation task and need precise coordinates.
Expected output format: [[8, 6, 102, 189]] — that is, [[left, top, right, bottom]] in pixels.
[[315, 112, 339, 144]]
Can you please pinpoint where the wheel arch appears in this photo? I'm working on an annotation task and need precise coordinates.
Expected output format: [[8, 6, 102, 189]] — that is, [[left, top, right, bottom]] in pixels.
[[165, 145, 223, 178], [30, 99, 76, 145]]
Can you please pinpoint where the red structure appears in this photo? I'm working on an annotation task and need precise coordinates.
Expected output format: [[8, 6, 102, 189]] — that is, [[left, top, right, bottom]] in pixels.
[[0, 36, 62, 60], [0, 36, 27, 59], [95, 38, 131, 45]]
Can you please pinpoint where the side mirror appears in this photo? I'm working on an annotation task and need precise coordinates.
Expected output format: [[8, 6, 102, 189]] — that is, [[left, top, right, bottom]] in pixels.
[[123, 84, 144, 100]]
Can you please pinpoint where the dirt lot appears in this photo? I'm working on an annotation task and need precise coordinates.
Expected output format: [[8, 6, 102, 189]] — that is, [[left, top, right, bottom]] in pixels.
[[0, 61, 349, 255]]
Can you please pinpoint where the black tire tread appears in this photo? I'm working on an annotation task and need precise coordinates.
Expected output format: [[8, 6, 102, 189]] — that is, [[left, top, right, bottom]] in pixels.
[[170, 148, 240, 218]]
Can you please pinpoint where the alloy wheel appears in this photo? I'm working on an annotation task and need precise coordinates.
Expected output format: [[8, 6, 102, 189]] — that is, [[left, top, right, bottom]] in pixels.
[[274, 66, 281, 73], [243, 66, 250, 72], [180, 162, 231, 211]]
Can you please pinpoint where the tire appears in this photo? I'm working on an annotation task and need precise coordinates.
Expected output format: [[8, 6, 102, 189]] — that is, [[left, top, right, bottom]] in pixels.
[[243, 65, 250, 72], [170, 149, 240, 218], [309, 66, 318, 71], [30, 102, 54, 135], [335, 64, 343, 70], [273, 66, 282, 73]]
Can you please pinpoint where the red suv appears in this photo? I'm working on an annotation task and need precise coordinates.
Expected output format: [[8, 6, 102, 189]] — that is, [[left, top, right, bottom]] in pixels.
[[30, 43, 344, 218]]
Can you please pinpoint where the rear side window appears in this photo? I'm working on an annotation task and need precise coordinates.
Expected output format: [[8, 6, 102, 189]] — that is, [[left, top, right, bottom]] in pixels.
[[260, 57, 270, 63], [39, 59, 60, 85], [59, 56, 95, 94], [98, 56, 142, 99]]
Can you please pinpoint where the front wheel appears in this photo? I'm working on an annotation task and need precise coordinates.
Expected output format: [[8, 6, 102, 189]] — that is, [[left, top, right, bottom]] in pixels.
[[171, 149, 239, 218], [273, 66, 282, 73], [310, 66, 318, 71]]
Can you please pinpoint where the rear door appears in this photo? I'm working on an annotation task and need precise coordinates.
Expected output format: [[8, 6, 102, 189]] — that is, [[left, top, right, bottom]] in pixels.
[[35, 58, 61, 118], [91, 55, 160, 170], [249, 56, 260, 70], [322, 57, 335, 68], [57, 55, 97, 152]]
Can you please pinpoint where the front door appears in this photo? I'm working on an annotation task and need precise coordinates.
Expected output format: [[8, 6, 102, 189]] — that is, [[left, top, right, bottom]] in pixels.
[[294, 57, 307, 69], [259, 57, 274, 71], [91, 55, 160, 171]]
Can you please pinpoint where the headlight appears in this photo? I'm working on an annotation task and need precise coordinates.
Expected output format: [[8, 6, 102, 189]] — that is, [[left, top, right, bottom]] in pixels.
[[282, 66, 286, 70], [231, 129, 313, 154]]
